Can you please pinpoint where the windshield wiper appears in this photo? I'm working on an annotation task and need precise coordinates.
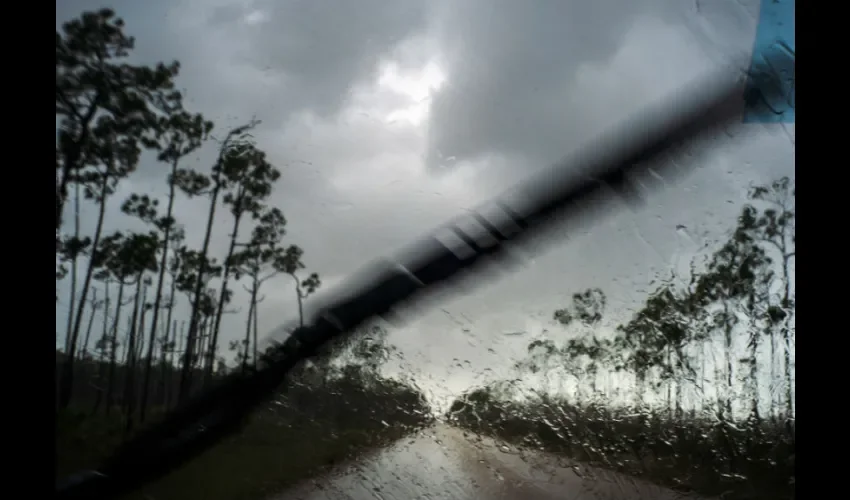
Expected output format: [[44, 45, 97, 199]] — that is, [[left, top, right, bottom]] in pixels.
[[56, 72, 745, 500]]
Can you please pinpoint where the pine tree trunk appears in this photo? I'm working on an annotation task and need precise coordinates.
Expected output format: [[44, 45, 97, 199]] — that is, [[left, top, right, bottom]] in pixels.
[[143, 161, 179, 419], [207, 206, 245, 384], [252, 294, 260, 366], [242, 288, 256, 372], [92, 281, 111, 414], [179, 185, 220, 402], [80, 292, 98, 361], [63, 181, 82, 354], [124, 275, 144, 433], [59, 175, 109, 409], [106, 282, 125, 415]]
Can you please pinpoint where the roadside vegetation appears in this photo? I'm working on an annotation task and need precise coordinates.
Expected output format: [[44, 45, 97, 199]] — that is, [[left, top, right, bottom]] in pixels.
[[56, 325, 433, 500], [447, 177, 796, 500]]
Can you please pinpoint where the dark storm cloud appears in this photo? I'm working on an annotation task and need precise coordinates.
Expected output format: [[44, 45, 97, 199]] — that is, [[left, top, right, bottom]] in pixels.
[[423, 0, 741, 170], [203, 0, 429, 119], [57, 0, 429, 129]]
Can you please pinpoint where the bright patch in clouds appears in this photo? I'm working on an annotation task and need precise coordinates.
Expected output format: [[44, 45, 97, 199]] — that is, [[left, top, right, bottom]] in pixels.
[[243, 9, 268, 25], [378, 61, 446, 126], [316, 58, 454, 194]]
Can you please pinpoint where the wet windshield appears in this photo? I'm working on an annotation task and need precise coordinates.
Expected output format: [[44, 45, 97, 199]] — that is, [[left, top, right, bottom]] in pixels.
[[56, 1, 794, 499]]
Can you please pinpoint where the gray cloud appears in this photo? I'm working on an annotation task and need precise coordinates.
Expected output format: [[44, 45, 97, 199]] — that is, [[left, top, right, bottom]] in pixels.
[[423, 0, 763, 172], [170, 0, 431, 130], [58, 0, 429, 127], [424, 0, 664, 169], [223, 0, 427, 114]]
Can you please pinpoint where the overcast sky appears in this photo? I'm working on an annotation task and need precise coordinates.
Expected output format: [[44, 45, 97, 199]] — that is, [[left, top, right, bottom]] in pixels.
[[56, 0, 794, 403]]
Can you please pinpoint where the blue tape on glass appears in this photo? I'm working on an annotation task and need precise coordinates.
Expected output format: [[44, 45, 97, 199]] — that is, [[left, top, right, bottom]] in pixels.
[[744, 0, 795, 123]]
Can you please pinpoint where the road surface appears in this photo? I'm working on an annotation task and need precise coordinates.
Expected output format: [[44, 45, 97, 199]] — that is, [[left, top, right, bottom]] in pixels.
[[274, 424, 710, 500]]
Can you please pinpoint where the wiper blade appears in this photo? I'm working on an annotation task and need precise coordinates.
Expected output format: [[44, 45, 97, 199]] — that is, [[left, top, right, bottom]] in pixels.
[[56, 72, 745, 500]]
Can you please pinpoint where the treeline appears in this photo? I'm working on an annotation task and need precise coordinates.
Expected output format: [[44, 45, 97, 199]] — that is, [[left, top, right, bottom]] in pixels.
[[447, 177, 795, 500], [56, 8, 323, 430], [56, 10, 434, 498], [166, 325, 433, 499], [57, 321, 435, 499], [277, 323, 433, 433]]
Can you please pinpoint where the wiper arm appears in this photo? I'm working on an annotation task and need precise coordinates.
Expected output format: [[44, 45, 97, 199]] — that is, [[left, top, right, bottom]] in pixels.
[[56, 72, 745, 500]]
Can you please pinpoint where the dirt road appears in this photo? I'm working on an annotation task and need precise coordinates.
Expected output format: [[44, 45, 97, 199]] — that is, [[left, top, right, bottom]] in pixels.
[[274, 424, 709, 500]]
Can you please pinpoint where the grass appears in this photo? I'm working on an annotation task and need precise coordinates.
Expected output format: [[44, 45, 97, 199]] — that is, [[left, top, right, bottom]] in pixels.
[[135, 413, 418, 500], [56, 371, 434, 500], [447, 390, 795, 500]]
